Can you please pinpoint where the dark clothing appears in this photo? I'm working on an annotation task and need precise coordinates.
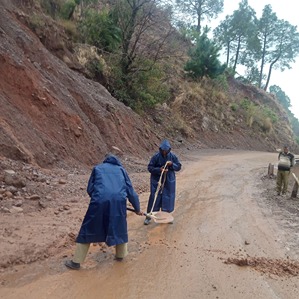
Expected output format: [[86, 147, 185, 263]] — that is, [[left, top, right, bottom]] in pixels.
[[146, 140, 181, 213], [277, 151, 295, 171], [76, 155, 140, 246]]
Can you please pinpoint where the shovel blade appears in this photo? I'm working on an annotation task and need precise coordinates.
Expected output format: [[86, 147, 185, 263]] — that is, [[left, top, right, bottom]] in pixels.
[[151, 211, 174, 224]]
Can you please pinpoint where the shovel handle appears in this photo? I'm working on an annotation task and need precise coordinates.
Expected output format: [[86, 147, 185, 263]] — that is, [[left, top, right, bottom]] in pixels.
[[126, 207, 139, 213], [126, 207, 157, 219]]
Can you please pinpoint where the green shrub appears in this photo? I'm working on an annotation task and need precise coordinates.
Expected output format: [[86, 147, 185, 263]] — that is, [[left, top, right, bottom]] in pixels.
[[59, 19, 78, 40], [28, 13, 45, 30], [240, 98, 251, 110], [213, 73, 229, 91], [131, 61, 170, 109], [40, 0, 62, 18], [78, 8, 121, 52], [230, 103, 238, 112], [240, 100, 276, 133], [60, 0, 76, 20], [184, 28, 226, 80], [262, 106, 278, 124], [86, 59, 104, 79], [110, 59, 170, 111]]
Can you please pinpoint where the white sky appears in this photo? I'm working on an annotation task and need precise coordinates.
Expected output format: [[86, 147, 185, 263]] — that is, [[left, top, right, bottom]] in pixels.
[[205, 0, 299, 119]]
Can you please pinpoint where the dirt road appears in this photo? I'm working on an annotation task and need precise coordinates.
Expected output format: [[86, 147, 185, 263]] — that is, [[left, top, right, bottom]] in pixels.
[[1, 150, 299, 299]]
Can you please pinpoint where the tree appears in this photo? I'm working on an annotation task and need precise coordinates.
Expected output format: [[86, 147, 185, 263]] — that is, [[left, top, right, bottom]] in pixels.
[[175, 0, 223, 32], [184, 27, 226, 79], [76, 0, 98, 18], [40, 0, 97, 19], [60, 0, 77, 20], [110, 1, 178, 99], [256, 5, 278, 89], [214, 0, 257, 73], [257, 5, 299, 90], [289, 113, 299, 138], [269, 85, 291, 110], [79, 8, 121, 52], [268, 85, 299, 139], [213, 15, 234, 65], [111, 0, 177, 73], [228, 0, 256, 72]]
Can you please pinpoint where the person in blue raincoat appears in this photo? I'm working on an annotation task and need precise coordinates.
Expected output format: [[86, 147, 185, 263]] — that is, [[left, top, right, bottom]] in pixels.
[[65, 154, 143, 270], [144, 139, 181, 225]]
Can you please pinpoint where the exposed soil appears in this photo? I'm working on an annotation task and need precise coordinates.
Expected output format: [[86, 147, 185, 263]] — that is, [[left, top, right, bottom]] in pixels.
[[1, 150, 299, 299]]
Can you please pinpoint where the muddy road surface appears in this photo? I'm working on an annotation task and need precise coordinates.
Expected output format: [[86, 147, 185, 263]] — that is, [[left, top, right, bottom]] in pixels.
[[1, 150, 299, 299]]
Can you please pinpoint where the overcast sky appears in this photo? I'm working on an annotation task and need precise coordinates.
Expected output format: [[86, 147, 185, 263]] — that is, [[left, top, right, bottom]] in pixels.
[[205, 0, 299, 119]]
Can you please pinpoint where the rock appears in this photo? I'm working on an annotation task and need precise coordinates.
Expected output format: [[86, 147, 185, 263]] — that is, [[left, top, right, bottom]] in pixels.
[[4, 170, 15, 175], [14, 200, 23, 207], [4, 171, 26, 188], [6, 186, 18, 194], [4, 191, 13, 198], [106, 103, 116, 113], [38, 200, 47, 208], [38, 177, 47, 183], [10, 206, 23, 213], [1, 207, 10, 213], [74, 128, 82, 137], [32, 170, 39, 176], [29, 194, 40, 200], [59, 179, 67, 184], [111, 146, 122, 153]]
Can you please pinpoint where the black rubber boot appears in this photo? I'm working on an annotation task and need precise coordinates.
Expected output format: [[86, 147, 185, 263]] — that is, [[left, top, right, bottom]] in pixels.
[[144, 216, 151, 225], [65, 260, 80, 270]]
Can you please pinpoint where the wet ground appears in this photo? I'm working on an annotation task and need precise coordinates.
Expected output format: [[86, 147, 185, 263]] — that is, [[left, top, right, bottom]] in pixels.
[[1, 150, 299, 299]]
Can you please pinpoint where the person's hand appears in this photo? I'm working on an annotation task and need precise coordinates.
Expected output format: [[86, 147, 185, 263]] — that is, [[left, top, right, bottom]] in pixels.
[[161, 167, 168, 172], [136, 211, 144, 216], [166, 161, 173, 167]]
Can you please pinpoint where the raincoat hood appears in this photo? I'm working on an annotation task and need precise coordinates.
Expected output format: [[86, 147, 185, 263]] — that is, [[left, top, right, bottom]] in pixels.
[[159, 140, 171, 151], [103, 154, 122, 166]]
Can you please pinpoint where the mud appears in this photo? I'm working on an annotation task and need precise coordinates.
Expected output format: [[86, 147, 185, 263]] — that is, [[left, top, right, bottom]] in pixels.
[[1, 150, 299, 299]]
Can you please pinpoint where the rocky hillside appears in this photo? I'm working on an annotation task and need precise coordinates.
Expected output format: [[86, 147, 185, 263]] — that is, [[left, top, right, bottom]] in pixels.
[[0, 0, 298, 170], [0, 0, 165, 169]]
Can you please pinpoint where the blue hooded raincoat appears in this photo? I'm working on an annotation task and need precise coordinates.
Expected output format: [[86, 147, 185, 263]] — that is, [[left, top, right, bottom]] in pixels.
[[76, 155, 140, 246], [146, 140, 181, 213]]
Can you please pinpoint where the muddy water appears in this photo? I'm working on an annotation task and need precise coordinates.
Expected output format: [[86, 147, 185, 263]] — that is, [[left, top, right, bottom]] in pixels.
[[1, 151, 299, 299]]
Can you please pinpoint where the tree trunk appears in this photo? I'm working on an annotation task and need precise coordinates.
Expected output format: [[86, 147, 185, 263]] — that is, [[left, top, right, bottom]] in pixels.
[[226, 42, 230, 65], [196, 4, 202, 33], [258, 36, 267, 88], [264, 55, 280, 91], [233, 36, 241, 72], [121, 6, 138, 75]]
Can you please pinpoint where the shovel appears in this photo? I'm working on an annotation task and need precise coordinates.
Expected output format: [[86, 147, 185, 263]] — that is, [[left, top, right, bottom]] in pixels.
[[141, 161, 174, 224], [149, 162, 168, 214], [127, 207, 174, 224]]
